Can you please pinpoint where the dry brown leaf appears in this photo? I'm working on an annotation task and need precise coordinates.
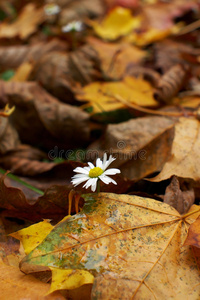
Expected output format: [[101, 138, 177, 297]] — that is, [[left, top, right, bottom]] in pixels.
[[141, 0, 198, 31], [163, 175, 195, 214], [155, 65, 187, 103], [58, 0, 104, 26], [30, 44, 100, 102], [87, 37, 147, 79], [154, 39, 197, 73], [0, 81, 90, 150], [154, 64, 188, 103], [0, 3, 45, 39], [0, 116, 20, 154], [87, 116, 176, 180], [184, 215, 200, 248], [0, 39, 68, 70], [0, 172, 84, 222], [151, 117, 200, 182]]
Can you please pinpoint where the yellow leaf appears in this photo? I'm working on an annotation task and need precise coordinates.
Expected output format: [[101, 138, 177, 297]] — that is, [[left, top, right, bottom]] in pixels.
[[10, 62, 33, 82], [10, 220, 53, 255], [91, 7, 141, 40], [77, 76, 158, 113], [48, 268, 94, 294], [125, 24, 182, 46]]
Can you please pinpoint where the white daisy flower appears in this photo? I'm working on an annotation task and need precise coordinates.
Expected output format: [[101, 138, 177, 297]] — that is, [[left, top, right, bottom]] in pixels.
[[44, 3, 61, 16], [62, 21, 83, 33], [71, 154, 120, 192]]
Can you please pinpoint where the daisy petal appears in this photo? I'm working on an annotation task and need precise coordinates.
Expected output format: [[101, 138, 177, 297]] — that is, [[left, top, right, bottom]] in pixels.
[[100, 175, 117, 185], [103, 168, 121, 175], [88, 162, 95, 169], [71, 175, 89, 186], [91, 178, 98, 192], [96, 158, 103, 168], [99, 175, 110, 184], [83, 178, 97, 190], [103, 155, 116, 170], [102, 153, 107, 169], [73, 167, 89, 175]]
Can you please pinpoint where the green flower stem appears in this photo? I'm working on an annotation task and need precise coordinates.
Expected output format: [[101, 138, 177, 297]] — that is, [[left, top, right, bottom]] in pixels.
[[97, 180, 100, 193]]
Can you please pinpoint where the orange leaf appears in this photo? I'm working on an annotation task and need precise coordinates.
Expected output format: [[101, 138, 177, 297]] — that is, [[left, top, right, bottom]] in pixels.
[[0, 4, 45, 39]]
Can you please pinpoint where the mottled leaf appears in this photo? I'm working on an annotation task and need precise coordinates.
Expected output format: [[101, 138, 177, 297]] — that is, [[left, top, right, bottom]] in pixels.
[[20, 193, 200, 299]]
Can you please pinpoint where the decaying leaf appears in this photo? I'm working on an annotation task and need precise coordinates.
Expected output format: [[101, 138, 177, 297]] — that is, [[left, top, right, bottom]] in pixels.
[[0, 116, 20, 154], [184, 215, 200, 248], [0, 39, 68, 70], [163, 175, 195, 214], [154, 64, 188, 103], [0, 172, 84, 222], [151, 117, 200, 182], [0, 3, 45, 39], [30, 44, 100, 102], [0, 81, 90, 149], [19, 193, 200, 299], [91, 6, 141, 40], [88, 116, 175, 180], [58, 0, 104, 26], [77, 76, 158, 113], [87, 37, 147, 79], [0, 260, 65, 300]]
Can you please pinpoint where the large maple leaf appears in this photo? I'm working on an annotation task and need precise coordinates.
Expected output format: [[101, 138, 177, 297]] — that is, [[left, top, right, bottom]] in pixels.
[[18, 193, 200, 299]]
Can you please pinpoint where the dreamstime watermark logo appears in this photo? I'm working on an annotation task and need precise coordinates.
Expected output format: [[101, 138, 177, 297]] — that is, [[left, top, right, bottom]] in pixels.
[[48, 141, 147, 161]]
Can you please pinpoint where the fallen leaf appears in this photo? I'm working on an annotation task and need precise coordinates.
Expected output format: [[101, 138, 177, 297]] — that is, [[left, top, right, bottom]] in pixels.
[[0, 39, 68, 70], [0, 170, 85, 222], [0, 116, 20, 154], [59, 0, 104, 26], [163, 175, 195, 214], [0, 3, 45, 39], [19, 193, 200, 299], [49, 268, 93, 295], [87, 116, 175, 180], [154, 64, 188, 103], [184, 215, 200, 248], [141, 0, 198, 31], [0, 260, 65, 300], [153, 39, 196, 73], [30, 44, 100, 102], [9, 62, 33, 82], [77, 76, 158, 114], [87, 37, 147, 79], [91, 6, 141, 40], [10, 220, 54, 255], [150, 117, 200, 182], [0, 81, 90, 150]]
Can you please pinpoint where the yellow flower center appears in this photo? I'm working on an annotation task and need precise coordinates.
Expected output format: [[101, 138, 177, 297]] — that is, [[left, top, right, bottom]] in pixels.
[[89, 167, 103, 178]]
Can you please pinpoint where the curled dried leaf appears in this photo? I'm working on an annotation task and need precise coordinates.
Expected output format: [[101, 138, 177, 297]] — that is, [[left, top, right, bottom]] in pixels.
[[0, 39, 68, 70], [154, 64, 188, 103], [0, 81, 90, 149], [30, 45, 100, 102]]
